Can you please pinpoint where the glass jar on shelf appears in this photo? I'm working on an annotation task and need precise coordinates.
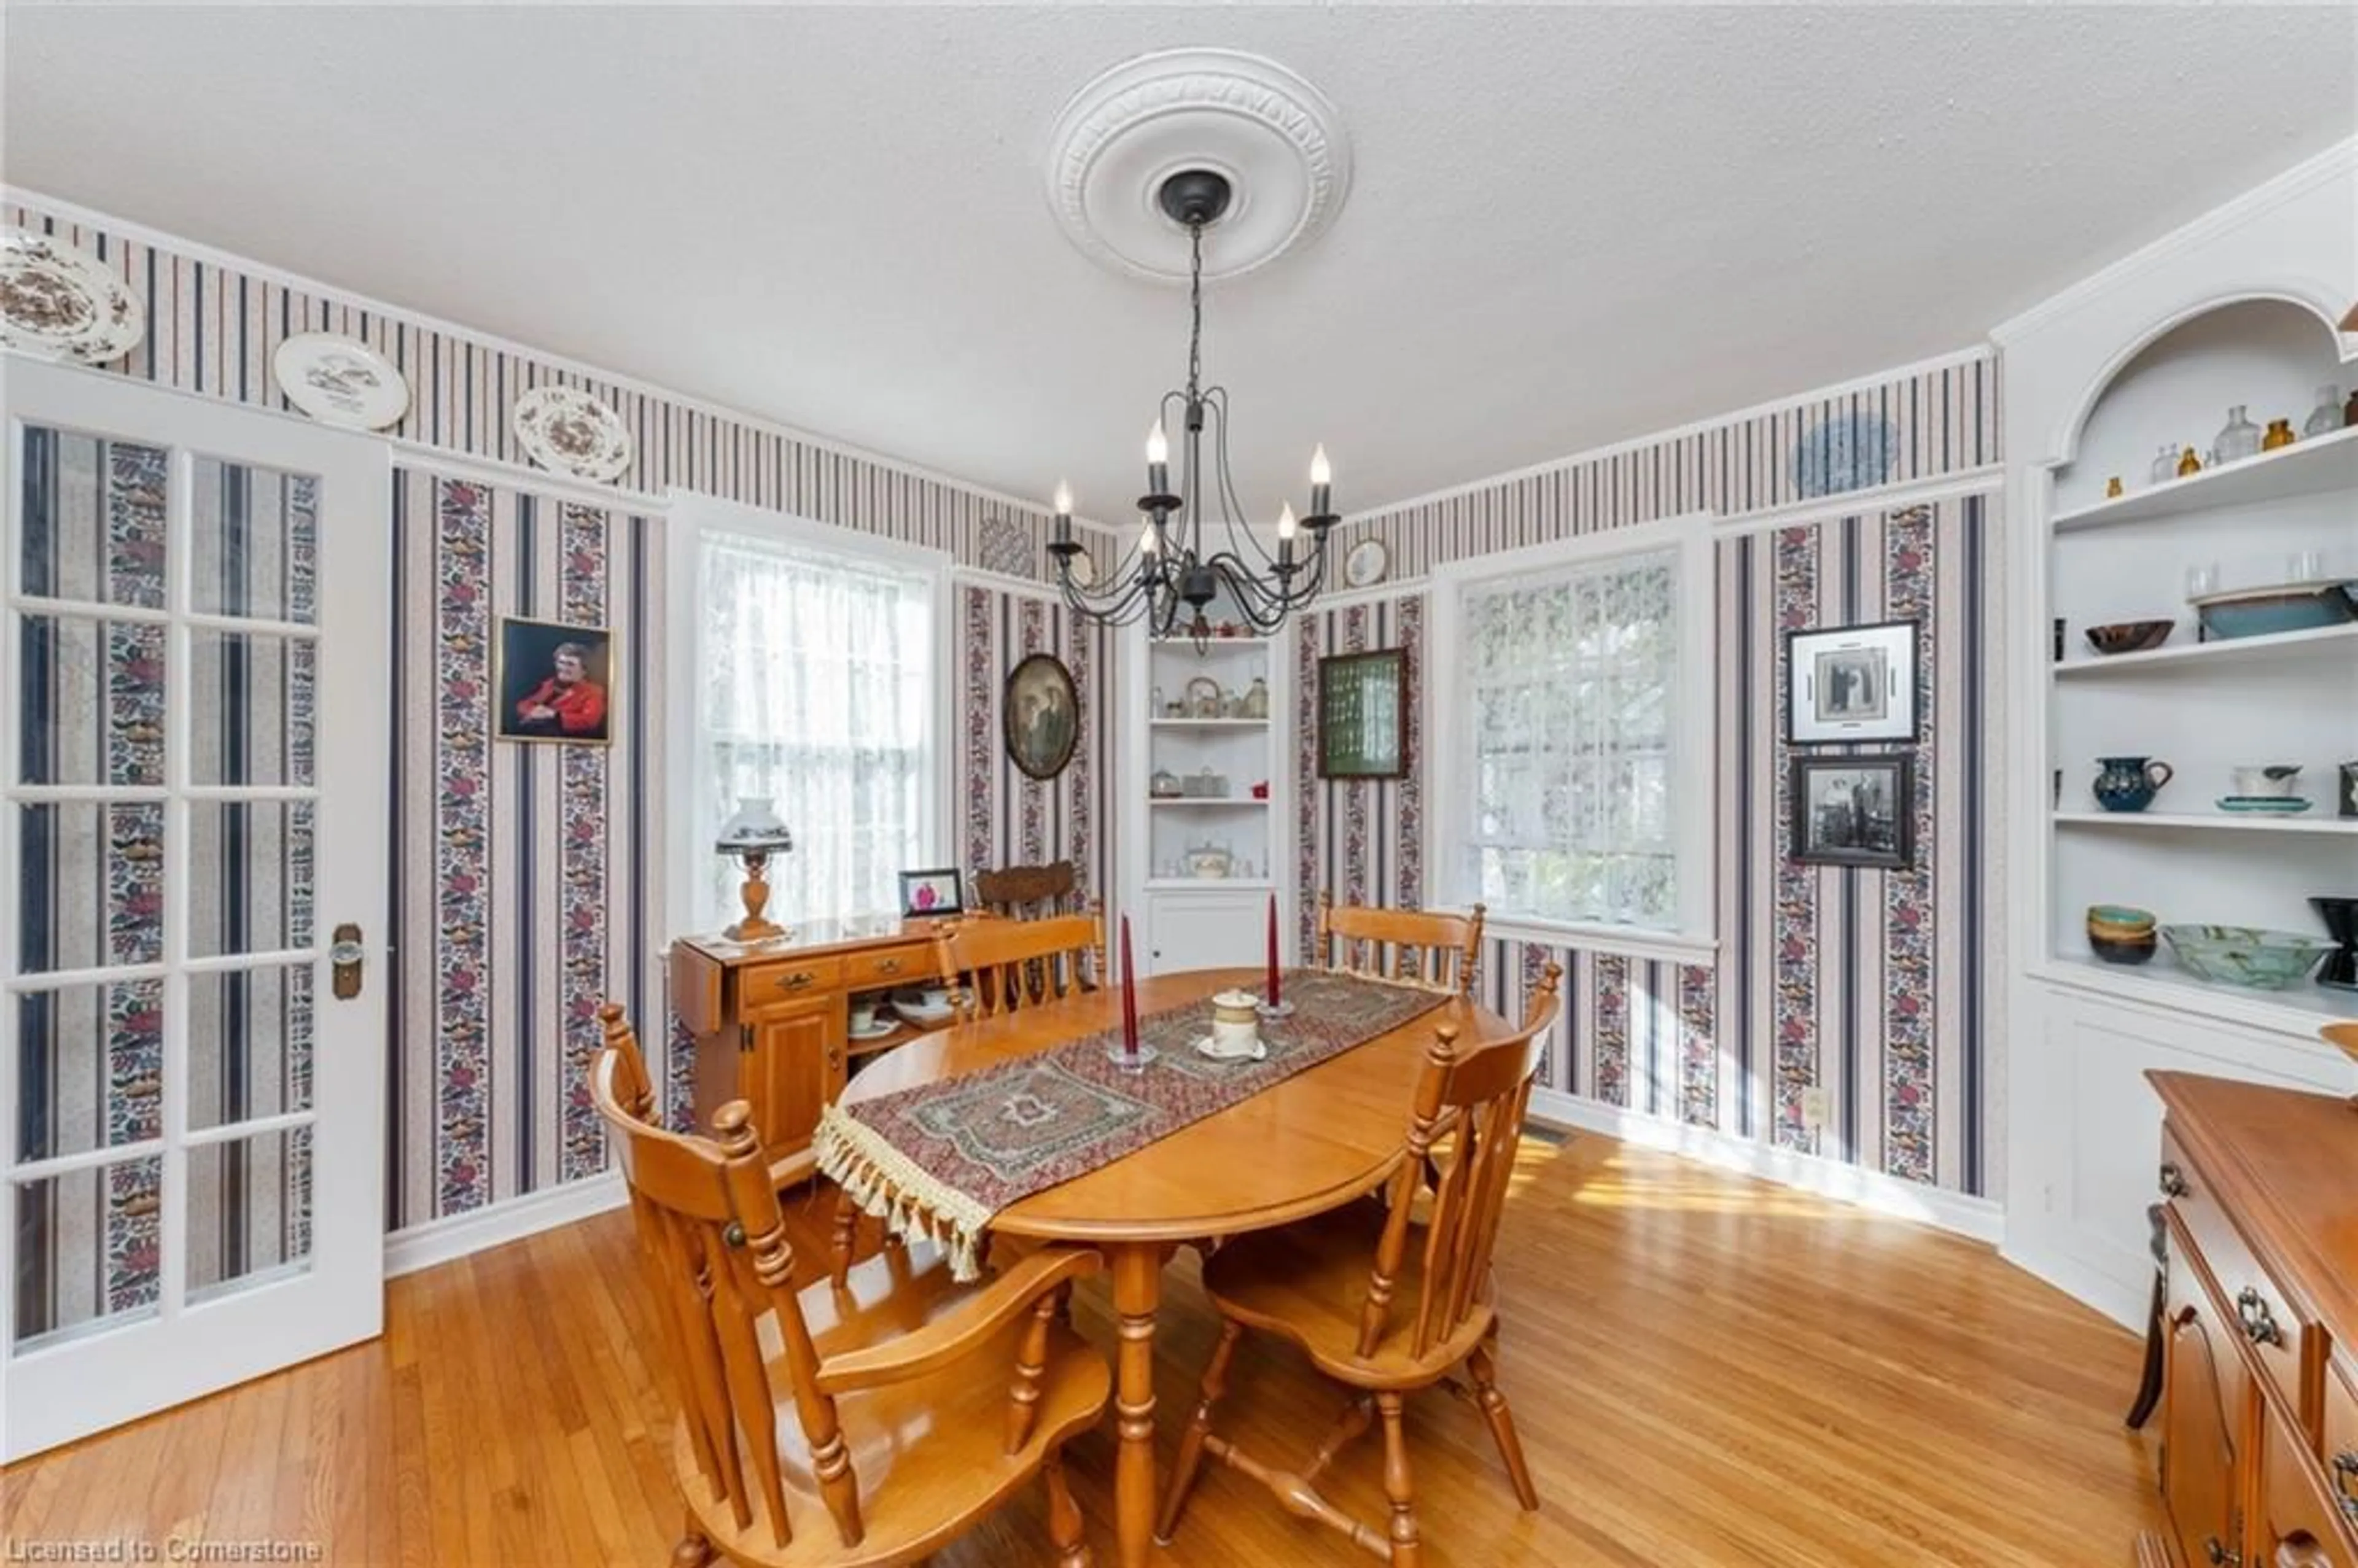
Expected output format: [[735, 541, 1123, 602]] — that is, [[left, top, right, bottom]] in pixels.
[[2211, 405, 2262, 464], [2147, 443, 2180, 485], [2305, 385, 2344, 438]]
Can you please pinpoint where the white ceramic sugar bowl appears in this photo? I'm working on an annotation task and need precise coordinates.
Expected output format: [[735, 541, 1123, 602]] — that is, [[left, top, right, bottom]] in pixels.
[[1207, 989, 1264, 1059]]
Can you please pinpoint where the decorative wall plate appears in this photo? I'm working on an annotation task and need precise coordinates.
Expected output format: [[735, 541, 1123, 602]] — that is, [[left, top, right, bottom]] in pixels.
[[1064, 549, 1098, 589], [0, 228, 145, 365], [272, 332, 410, 430], [1791, 411, 1897, 499], [512, 386, 632, 483], [1343, 537, 1390, 588]]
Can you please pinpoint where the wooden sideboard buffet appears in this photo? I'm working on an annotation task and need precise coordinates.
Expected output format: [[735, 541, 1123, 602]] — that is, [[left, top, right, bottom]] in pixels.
[[2142, 1071, 2358, 1568], [669, 918, 954, 1166]]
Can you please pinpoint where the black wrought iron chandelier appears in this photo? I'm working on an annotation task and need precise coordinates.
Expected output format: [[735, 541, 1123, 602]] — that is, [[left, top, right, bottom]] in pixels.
[[1047, 169, 1339, 640]]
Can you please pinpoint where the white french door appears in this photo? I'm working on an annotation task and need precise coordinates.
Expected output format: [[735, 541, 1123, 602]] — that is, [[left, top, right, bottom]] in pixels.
[[1, 358, 389, 1458]]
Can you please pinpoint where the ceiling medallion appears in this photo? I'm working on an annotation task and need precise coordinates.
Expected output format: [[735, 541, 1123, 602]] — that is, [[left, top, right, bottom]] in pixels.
[[1044, 47, 1352, 284]]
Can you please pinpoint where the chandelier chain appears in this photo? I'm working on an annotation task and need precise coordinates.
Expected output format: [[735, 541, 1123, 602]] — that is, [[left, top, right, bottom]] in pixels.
[[1186, 220, 1204, 401]]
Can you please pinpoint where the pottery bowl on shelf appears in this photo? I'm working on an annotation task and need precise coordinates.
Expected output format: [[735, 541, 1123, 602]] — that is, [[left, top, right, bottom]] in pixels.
[[2083, 620, 2174, 656], [2086, 905, 2158, 966], [2188, 580, 2358, 640], [2158, 925, 2335, 990]]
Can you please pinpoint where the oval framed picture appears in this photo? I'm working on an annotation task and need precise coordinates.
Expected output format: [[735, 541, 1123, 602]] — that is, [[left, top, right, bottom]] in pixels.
[[1344, 536, 1390, 588], [1004, 651, 1079, 782]]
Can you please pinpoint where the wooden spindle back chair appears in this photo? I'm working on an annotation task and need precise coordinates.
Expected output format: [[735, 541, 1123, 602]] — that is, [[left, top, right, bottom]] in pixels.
[[590, 1034, 1109, 1567], [1156, 964, 1563, 1566], [971, 860, 1081, 920], [1315, 893, 1485, 996], [932, 903, 1108, 1021]]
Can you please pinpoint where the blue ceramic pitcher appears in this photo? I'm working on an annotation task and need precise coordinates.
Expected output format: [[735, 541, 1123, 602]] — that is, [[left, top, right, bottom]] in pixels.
[[2092, 755, 2174, 813]]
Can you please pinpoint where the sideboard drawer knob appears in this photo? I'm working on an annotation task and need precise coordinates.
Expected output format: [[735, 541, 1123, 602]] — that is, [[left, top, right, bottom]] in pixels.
[[2234, 1286, 2282, 1348], [779, 971, 816, 991], [877, 958, 903, 975], [2158, 1162, 2190, 1198], [2204, 1534, 2241, 1566], [2332, 1451, 2357, 1522]]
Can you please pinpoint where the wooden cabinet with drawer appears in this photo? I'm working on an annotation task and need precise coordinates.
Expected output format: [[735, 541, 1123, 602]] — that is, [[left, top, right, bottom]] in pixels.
[[2139, 1073, 2358, 1568], [670, 922, 952, 1166]]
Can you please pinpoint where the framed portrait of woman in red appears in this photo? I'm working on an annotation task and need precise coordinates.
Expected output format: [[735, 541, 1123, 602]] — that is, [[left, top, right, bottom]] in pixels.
[[495, 616, 613, 744]]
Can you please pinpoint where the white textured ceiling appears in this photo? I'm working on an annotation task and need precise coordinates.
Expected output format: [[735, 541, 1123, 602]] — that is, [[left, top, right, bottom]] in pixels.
[[7, 5, 2353, 521]]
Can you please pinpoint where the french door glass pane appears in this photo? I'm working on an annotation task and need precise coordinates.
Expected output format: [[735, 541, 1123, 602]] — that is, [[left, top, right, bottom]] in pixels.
[[12, 979, 165, 1162], [15, 614, 166, 787], [14, 802, 166, 972], [190, 456, 317, 625], [187, 964, 314, 1131], [186, 801, 314, 958], [12, 1155, 163, 1348], [189, 629, 316, 787], [186, 1128, 312, 1303], [15, 429, 168, 610]]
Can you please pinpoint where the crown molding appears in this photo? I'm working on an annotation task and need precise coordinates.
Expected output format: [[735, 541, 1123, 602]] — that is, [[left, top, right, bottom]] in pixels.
[[1989, 136, 2357, 346]]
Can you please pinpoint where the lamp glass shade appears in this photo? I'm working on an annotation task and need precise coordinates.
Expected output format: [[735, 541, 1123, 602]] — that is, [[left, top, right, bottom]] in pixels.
[[716, 798, 793, 855]]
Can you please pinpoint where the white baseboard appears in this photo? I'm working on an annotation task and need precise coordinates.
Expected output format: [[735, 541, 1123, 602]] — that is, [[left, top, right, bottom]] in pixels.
[[1999, 1232, 2152, 1334], [383, 1170, 629, 1279], [1529, 1088, 2006, 1245]]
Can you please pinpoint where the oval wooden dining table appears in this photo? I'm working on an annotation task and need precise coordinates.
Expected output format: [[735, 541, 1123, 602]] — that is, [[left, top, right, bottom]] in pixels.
[[836, 965, 1518, 1568]]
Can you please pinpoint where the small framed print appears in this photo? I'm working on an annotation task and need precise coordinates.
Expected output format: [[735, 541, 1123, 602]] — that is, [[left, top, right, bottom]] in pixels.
[[494, 616, 613, 744], [1785, 619, 1918, 745], [1318, 647, 1409, 780], [1789, 752, 1915, 869], [897, 867, 965, 920]]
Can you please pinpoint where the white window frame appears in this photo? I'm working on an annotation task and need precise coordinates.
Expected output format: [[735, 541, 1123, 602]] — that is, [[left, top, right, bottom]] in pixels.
[[664, 493, 955, 938], [1424, 511, 1717, 963]]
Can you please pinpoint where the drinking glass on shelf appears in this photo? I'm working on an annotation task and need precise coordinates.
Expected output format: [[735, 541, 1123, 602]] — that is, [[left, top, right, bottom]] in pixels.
[[2287, 549, 2327, 583], [2182, 562, 2220, 599]]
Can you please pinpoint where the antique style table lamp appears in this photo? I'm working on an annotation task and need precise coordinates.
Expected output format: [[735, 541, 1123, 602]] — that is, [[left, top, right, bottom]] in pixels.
[[716, 798, 793, 942]]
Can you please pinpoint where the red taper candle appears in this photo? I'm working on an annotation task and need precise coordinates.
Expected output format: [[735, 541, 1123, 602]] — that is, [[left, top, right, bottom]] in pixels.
[[1266, 892, 1281, 1007], [1119, 914, 1140, 1056]]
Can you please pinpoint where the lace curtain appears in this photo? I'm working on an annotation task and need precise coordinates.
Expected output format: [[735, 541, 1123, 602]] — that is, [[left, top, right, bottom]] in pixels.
[[695, 529, 932, 931], [1459, 548, 1679, 929]]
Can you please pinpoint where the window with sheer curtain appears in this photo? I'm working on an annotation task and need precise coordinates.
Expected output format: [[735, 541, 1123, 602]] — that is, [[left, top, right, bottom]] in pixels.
[[690, 527, 936, 933], [1452, 546, 1684, 931]]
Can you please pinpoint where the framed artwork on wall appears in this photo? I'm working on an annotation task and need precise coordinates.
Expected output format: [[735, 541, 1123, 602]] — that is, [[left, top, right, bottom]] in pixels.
[[897, 867, 965, 919], [1784, 619, 1919, 745], [1004, 651, 1079, 781], [1789, 752, 1915, 869], [1318, 647, 1409, 780], [494, 616, 612, 743]]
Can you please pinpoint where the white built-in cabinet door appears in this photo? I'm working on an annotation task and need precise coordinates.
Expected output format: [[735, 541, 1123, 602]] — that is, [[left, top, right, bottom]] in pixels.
[[1146, 889, 1268, 976]]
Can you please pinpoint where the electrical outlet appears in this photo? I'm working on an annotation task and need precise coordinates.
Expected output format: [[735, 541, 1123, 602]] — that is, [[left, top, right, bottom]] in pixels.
[[1800, 1085, 1829, 1128]]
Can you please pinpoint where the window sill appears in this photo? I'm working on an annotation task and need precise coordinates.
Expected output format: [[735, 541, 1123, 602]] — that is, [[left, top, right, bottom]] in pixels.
[[1458, 912, 1719, 969]]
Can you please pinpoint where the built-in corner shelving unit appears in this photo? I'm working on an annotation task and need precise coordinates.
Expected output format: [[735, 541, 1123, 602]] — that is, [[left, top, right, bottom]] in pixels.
[[2036, 298, 2358, 1036], [1118, 609, 1293, 975]]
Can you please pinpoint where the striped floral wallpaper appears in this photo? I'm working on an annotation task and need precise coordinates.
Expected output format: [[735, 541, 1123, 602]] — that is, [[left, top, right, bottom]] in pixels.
[[1337, 354, 1999, 572], [1296, 363, 2002, 1197], [5, 195, 1112, 1232]]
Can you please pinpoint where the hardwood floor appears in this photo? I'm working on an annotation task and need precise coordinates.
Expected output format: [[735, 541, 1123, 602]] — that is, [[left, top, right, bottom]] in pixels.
[[3, 1131, 2165, 1565]]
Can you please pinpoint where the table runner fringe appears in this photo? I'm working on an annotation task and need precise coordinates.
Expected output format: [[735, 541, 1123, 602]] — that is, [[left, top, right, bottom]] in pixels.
[[812, 1104, 992, 1282]]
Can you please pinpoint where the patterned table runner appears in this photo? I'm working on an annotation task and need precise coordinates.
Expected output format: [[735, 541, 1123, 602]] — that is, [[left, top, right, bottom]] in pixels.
[[812, 970, 1449, 1279]]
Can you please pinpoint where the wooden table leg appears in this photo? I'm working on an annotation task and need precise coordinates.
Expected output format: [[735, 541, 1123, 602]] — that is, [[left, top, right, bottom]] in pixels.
[[1110, 1242, 1162, 1568]]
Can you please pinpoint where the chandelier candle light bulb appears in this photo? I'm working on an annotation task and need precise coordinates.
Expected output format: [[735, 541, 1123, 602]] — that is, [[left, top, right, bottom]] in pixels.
[[1310, 444, 1332, 519], [1146, 420, 1171, 497]]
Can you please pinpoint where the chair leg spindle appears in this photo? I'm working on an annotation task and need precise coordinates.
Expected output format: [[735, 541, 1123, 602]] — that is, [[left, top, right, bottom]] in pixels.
[[670, 1515, 714, 1568], [1466, 1339, 1539, 1510], [828, 1189, 859, 1290], [1154, 1318, 1242, 1545], [1043, 1450, 1091, 1568], [1376, 1391, 1421, 1567]]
